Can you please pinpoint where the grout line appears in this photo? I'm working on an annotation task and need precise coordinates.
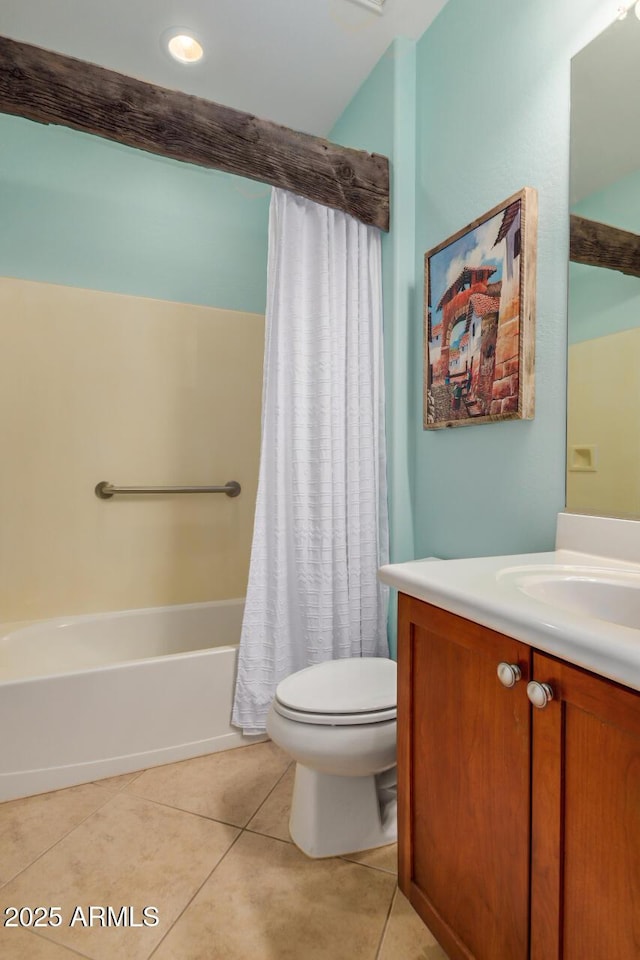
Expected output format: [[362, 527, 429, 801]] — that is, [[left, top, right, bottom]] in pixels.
[[2, 748, 288, 895], [144, 754, 293, 960], [145, 819, 381, 958], [335, 855, 398, 880], [29, 927, 94, 960], [8, 746, 404, 957], [121, 791, 246, 830], [374, 884, 398, 960], [127, 769, 147, 785], [340, 852, 398, 876], [241, 829, 294, 849], [1, 785, 129, 887], [124, 758, 293, 831], [243, 825, 292, 844], [243, 760, 293, 830], [94, 767, 147, 791], [144, 827, 397, 960], [146, 828, 245, 960]]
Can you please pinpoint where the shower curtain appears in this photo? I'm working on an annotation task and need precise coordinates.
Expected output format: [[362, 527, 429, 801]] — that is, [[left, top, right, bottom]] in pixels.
[[232, 188, 389, 735]]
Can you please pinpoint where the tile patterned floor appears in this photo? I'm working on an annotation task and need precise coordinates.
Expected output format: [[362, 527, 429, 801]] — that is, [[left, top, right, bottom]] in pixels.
[[0, 743, 448, 959]]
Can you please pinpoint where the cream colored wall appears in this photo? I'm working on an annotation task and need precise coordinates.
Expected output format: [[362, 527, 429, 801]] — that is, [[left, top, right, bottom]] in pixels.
[[567, 328, 640, 517], [0, 277, 264, 622]]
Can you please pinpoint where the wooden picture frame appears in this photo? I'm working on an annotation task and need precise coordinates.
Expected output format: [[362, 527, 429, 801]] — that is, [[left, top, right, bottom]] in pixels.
[[423, 187, 537, 429]]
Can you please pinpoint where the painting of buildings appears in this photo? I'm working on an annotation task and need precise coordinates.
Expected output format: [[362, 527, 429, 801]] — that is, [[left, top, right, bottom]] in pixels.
[[424, 188, 537, 429]]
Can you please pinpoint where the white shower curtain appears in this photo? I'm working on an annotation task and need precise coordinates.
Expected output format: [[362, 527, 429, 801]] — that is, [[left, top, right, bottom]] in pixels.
[[232, 188, 389, 735]]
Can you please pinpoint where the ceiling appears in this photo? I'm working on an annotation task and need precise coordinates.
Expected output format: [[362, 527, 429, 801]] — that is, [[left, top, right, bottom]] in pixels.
[[0, 0, 449, 137]]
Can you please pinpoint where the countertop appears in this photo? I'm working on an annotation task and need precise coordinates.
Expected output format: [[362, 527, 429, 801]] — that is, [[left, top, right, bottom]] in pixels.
[[379, 549, 640, 693]]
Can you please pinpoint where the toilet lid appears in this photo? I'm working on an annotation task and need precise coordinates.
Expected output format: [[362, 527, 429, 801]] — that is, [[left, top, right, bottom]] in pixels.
[[275, 657, 397, 717]]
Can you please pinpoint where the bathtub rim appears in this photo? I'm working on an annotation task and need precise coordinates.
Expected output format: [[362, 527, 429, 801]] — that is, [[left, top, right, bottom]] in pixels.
[[0, 597, 259, 802], [0, 596, 244, 687]]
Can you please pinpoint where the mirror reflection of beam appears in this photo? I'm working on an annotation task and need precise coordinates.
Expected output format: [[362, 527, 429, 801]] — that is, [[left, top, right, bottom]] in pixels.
[[570, 213, 640, 278]]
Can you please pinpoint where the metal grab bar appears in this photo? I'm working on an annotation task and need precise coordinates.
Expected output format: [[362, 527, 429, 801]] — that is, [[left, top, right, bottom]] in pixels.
[[95, 480, 241, 500]]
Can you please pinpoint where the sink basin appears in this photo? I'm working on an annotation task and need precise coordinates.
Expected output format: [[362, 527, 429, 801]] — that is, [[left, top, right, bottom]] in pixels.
[[498, 566, 640, 631]]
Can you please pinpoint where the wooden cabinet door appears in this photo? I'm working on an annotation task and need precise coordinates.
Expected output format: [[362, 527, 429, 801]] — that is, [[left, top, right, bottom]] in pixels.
[[398, 594, 531, 960], [531, 653, 640, 960]]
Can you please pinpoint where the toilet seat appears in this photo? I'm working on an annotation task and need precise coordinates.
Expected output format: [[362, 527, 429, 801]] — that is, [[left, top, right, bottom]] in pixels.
[[272, 700, 396, 726], [273, 657, 397, 727]]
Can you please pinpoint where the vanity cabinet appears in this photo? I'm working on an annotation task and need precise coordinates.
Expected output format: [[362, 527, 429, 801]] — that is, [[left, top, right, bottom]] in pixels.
[[530, 650, 640, 960], [397, 593, 640, 960]]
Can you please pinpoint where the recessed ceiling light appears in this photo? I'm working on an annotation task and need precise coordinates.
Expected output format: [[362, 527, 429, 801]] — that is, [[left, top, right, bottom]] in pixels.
[[165, 30, 204, 64]]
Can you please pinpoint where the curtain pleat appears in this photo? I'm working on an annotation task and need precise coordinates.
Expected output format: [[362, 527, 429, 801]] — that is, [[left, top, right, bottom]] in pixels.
[[232, 188, 389, 735]]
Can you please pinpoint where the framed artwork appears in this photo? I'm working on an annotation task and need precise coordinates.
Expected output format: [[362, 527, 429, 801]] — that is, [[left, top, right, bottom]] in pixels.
[[423, 187, 537, 430]]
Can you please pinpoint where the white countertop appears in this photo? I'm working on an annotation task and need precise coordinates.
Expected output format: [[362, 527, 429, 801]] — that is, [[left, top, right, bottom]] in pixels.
[[379, 548, 640, 693]]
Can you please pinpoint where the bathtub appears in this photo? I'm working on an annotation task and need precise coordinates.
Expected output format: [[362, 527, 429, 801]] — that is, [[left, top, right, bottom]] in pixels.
[[0, 598, 257, 803]]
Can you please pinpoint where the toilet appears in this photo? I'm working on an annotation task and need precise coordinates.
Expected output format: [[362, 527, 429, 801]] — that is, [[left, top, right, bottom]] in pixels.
[[266, 656, 397, 859]]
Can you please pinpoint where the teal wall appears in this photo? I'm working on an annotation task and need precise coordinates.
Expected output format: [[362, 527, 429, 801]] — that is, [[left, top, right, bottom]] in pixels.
[[331, 37, 417, 569], [331, 0, 617, 573], [0, 113, 270, 312], [331, 38, 417, 657], [570, 169, 640, 345], [413, 0, 616, 560]]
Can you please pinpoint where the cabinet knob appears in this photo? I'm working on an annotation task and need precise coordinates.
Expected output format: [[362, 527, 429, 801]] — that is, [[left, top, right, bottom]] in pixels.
[[527, 681, 554, 709], [497, 662, 522, 688]]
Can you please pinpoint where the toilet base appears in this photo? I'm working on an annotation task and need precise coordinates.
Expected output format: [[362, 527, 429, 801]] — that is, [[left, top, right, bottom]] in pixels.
[[289, 763, 397, 859]]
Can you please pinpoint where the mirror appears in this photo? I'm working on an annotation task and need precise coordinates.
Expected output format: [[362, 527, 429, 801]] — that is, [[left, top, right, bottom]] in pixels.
[[567, 10, 640, 517]]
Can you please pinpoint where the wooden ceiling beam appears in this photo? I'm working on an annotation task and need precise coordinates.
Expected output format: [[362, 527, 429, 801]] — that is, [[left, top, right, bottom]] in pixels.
[[570, 214, 640, 278], [0, 35, 390, 231]]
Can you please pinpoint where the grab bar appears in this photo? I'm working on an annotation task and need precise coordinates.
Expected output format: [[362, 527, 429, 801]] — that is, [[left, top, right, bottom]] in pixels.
[[95, 480, 241, 499]]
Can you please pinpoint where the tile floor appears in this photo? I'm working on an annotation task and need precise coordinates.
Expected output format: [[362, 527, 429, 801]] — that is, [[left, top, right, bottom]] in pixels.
[[0, 742, 448, 959]]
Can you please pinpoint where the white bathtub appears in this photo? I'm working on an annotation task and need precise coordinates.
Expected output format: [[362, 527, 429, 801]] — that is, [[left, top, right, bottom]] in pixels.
[[0, 599, 256, 803]]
